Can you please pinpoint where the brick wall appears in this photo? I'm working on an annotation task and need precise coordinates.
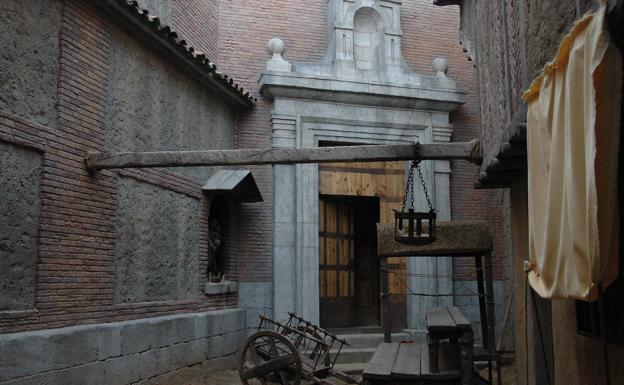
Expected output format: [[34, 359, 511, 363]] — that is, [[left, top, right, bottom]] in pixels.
[[136, 0, 220, 63], [171, 0, 220, 64], [0, 0, 236, 334], [217, 0, 329, 283]]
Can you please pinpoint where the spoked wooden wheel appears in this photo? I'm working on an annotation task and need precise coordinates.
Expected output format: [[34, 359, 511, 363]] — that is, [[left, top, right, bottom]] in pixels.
[[238, 330, 302, 385]]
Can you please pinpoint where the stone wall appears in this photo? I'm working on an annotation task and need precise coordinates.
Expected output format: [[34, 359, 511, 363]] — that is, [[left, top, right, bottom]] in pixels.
[[114, 178, 200, 303], [0, 142, 42, 311], [0, 309, 246, 385], [0, 0, 239, 335], [0, 0, 62, 129], [453, 1, 624, 384], [0, 0, 251, 382], [106, 24, 234, 183], [0, 0, 60, 313], [457, 0, 595, 158]]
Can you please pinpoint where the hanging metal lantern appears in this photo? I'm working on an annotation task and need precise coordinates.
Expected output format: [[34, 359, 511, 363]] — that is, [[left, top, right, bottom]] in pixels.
[[394, 155, 436, 244]]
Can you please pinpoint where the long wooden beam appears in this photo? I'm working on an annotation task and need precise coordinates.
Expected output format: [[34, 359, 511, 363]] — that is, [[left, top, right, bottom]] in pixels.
[[85, 142, 480, 171]]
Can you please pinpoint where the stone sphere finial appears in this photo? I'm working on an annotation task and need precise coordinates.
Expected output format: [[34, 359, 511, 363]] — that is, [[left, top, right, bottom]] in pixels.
[[268, 38, 285, 56], [266, 37, 292, 72], [432, 57, 449, 78]]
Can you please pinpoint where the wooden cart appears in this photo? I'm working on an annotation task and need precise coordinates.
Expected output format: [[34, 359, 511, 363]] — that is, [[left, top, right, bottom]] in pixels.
[[238, 312, 360, 385]]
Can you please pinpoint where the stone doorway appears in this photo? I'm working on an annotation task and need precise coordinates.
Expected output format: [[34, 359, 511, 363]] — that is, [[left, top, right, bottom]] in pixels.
[[319, 196, 380, 328]]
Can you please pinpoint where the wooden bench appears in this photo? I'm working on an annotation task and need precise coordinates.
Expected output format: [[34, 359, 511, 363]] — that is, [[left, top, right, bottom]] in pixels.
[[426, 306, 474, 385], [362, 342, 460, 385]]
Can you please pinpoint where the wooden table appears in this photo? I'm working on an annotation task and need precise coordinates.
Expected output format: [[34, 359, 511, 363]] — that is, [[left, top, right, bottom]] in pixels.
[[362, 342, 460, 385], [426, 306, 474, 385]]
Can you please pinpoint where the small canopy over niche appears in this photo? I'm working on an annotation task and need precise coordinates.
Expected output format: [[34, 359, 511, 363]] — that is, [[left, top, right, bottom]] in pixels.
[[202, 169, 263, 203], [203, 170, 263, 295]]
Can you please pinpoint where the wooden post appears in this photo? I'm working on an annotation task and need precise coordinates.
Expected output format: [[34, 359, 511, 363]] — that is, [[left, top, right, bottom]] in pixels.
[[475, 255, 489, 350], [459, 328, 475, 385], [85, 142, 481, 171], [381, 262, 391, 343], [484, 251, 496, 385]]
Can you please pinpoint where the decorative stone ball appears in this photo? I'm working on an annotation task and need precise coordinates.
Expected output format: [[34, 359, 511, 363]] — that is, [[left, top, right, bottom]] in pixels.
[[432, 57, 448, 75], [268, 38, 285, 55]]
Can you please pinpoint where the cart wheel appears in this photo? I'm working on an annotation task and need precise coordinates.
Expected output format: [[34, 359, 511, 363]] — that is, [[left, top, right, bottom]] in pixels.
[[239, 330, 302, 385]]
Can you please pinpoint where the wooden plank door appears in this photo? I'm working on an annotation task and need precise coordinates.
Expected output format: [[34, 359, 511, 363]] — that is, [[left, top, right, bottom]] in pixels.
[[319, 199, 356, 327]]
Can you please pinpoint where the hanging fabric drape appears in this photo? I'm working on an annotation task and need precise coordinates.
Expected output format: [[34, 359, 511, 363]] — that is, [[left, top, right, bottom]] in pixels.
[[522, 2, 622, 301]]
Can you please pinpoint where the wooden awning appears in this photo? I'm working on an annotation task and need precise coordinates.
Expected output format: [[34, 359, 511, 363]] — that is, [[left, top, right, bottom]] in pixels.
[[201, 170, 263, 203], [377, 221, 492, 258]]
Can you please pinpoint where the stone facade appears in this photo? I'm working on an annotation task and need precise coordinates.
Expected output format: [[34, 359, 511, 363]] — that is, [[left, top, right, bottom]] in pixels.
[[217, 0, 506, 304], [256, 0, 508, 341], [260, 0, 466, 337]]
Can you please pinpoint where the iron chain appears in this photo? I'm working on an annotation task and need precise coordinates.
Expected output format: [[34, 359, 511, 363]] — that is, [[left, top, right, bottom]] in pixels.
[[401, 143, 434, 212], [416, 160, 434, 211]]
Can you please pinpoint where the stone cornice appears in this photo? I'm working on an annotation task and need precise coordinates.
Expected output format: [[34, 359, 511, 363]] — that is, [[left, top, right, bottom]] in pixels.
[[259, 72, 466, 112]]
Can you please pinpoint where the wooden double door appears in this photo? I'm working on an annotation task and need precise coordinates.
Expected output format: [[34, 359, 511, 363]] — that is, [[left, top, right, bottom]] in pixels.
[[319, 197, 380, 328]]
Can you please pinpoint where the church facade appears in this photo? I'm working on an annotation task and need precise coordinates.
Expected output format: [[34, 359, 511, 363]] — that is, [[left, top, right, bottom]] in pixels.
[[0, 0, 507, 383]]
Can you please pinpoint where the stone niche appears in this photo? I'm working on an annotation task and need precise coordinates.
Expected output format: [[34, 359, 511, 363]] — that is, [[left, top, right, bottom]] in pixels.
[[114, 178, 200, 303], [259, 0, 466, 335], [0, 141, 42, 311]]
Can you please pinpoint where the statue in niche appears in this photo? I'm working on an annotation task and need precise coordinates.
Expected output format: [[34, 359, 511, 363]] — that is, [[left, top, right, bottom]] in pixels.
[[208, 218, 224, 282]]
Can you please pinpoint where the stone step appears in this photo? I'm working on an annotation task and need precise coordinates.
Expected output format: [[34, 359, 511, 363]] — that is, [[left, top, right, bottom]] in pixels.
[[330, 347, 377, 364], [333, 362, 368, 375], [328, 325, 383, 335], [337, 332, 410, 349]]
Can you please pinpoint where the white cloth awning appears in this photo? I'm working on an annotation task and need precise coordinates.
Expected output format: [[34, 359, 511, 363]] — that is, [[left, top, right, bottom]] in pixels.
[[202, 170, 263, 203], [523, 3, 622, 301]]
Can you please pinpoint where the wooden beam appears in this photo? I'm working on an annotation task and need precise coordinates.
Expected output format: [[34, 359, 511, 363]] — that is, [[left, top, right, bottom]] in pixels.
[[85, 142, 480, 171]]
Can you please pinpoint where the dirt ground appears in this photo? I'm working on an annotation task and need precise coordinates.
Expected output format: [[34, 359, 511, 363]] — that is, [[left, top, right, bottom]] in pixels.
[[201, 365, 517, 385], [203, 370, 354, 385]]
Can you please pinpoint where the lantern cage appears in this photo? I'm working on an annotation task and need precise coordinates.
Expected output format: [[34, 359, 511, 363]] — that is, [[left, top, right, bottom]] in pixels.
[[394, 154, 437, 244], [394, 208, 436, 244]]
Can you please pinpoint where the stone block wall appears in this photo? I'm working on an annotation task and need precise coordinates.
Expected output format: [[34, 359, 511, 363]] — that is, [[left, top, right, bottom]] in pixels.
[[0, 309, 246, 385]]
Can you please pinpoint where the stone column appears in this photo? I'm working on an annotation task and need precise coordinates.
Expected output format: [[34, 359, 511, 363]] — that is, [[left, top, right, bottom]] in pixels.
[[295, 120, 320, 323], [295, 163, 320, 323], [271, 114, 297, 321]]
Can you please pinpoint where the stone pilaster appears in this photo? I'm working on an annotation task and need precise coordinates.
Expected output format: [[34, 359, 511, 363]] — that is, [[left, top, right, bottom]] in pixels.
[[271, 114, 297, 321]]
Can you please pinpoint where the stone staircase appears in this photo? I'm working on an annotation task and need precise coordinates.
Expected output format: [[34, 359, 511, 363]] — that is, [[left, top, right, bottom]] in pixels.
[[330, 329, 411, 374]]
